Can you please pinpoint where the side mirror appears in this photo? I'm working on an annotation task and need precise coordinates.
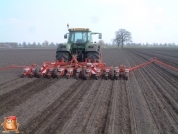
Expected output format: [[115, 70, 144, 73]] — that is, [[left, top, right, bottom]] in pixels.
[[99, 33, 102, 39], [64, 34, 67, 39]]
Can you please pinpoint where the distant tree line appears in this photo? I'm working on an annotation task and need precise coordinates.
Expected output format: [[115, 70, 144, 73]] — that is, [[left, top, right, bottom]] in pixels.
[[18, 40, 59, 48], [123, 42, 178, 47], [102, 42, 178, 48]]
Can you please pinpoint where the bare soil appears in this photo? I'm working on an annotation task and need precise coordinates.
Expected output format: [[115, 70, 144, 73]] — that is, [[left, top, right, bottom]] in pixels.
[[0, 48, 178, 134]]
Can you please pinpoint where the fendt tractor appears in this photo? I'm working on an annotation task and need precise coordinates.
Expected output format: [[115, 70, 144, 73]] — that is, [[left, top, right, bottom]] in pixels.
[[0, 25, 178, 80], [56, 27, 102, 63]]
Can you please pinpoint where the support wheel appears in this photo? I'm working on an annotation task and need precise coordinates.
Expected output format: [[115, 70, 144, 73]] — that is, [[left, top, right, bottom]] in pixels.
[[125, 75, 128, 80], [115, 76, 119, 80], [82, 66, 86, 80], [95, 75, 99, 80], [35, 66, 41, 78], [75, 73, 79, 80], [105, 76, 108, 80], [66, 75, 70, 79], [29, 74, 33, 78], [21, 74, 25, 78], [85, 74, 89, 80], [110, 67, 114, 80], [47, 73, 52, 79], [53, 67, 58, 78]]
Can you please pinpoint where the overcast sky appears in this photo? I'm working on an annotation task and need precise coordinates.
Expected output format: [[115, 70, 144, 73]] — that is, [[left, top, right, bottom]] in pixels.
[[0, 0, 178, 44]]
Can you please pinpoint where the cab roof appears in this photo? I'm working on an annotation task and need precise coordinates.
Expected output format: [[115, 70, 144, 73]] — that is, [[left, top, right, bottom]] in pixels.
[[68, 28, 91, 32]]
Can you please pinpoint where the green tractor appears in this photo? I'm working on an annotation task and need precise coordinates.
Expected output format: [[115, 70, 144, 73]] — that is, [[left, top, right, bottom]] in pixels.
[[56, 28, 102, 62]]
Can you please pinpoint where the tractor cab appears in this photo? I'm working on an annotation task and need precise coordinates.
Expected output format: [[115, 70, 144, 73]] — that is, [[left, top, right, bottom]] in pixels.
[[65, 28, 92, 43], [64, 28, 102, 43], [56, 27, 102, 62]]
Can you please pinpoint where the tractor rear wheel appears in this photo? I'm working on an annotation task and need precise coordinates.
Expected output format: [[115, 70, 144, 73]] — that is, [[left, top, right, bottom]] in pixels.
[[87, 51, 100, 62], [56, 51, 70, 62]]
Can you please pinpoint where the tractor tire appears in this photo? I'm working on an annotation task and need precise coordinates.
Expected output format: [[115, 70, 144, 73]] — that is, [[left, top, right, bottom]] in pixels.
[[56, 51, 70, 62], [87, 51, 100, 62]]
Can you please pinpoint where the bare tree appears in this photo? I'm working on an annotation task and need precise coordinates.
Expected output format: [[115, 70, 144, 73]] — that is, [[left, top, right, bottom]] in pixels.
[[113, 29, 132, 48]]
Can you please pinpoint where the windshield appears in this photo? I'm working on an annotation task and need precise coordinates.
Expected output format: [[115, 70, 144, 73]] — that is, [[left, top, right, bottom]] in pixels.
[[69, 32, 91, 43]]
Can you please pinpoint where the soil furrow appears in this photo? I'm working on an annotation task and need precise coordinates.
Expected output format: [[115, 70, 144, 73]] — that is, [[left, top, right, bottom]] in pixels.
[[41, 80, 95, 134], [62, 80, 103, 133], [137, 69, 178, 133], [141, 65, 178, 123], [0, 78, 57, 116], [117, 79, 131, 134], [22, 80, 85, 134], [130, 51, 178, 102], [129, 51, 178, 133], [104, 80, 118, 134], [97, 81, 113, 134], [0, 48, 177, 134], [0, 79, 76, 130], [126, 51, 159, 134], [0, 78, 36, 96], [85, 80, 113, 134]]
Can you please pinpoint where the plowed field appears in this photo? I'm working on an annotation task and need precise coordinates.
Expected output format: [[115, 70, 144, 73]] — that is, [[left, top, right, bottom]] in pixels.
[[0, 48, 178, 134]]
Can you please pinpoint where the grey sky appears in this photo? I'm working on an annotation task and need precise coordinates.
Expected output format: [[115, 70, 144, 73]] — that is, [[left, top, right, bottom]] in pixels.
[[0, 0, 178, 44]]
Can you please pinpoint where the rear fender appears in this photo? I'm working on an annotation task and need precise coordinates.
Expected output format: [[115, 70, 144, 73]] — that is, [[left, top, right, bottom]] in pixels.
[[86, 44, 99, 52], [56, 43, 71, 52]]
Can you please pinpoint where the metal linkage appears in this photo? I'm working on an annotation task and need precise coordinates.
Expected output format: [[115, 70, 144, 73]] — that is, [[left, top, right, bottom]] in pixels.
[[21, 55, 130, 80], [1, 56, 177, 80], [128, 57, 178, 72], [129, 58, 156, 72], [154, 58, 178, 71], [0, 65, 29, 70]]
